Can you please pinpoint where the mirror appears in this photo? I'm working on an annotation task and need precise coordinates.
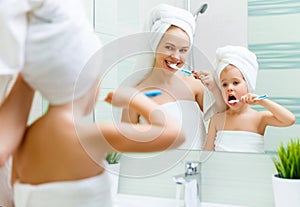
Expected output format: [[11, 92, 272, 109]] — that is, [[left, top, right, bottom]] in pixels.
[[93, 0, 300, 153]]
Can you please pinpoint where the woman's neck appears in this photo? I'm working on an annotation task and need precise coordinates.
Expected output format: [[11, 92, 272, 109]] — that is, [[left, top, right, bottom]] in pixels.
[[147, 67, 177, 85], [46, 102, 85, 120]]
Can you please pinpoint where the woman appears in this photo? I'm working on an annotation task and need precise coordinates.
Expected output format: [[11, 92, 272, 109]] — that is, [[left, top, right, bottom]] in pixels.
[[0, 1, 102, 205], [122, 4, 225, 149], [0, 1, 185, 206], [12, 77, 185, 207]]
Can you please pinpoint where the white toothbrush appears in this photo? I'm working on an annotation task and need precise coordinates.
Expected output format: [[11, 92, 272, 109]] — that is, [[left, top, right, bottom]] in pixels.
[[228, 94, 269, 104], [168, 63, 192, 75]]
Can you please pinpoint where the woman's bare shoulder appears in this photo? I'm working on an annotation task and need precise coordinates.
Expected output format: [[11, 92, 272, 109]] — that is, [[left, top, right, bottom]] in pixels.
[[211, 111, 226, 122], [181, 75, 203, 88]]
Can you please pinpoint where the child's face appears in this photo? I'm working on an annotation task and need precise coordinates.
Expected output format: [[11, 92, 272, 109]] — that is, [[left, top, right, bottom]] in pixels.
[[220, 65, 248, 106]]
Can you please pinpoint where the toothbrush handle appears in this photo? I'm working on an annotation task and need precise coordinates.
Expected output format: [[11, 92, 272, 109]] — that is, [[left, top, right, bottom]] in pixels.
[[144, 90, 163, 97], [254, 94, 268, 101], [180, 69, 192, 75]]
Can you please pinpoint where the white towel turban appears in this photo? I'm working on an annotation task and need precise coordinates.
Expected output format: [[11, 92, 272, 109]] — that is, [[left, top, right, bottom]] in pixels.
[[20, 0, 102, 105], [124, 4, 195, 88], [146, 4, 195, 51], [215, 45, 258, 93]]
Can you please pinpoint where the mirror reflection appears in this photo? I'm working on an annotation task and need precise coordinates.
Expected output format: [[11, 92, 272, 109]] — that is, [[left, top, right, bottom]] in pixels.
[[119, 4, 224, 151], [94, 0, 300, 153]]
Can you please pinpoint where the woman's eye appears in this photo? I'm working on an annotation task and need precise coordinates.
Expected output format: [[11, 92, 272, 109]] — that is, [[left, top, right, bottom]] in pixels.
[[180, 48, 188, 53], [165, 46, 173, 50]]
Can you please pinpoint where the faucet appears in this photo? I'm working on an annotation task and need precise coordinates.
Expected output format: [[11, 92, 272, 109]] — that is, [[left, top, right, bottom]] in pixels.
[[173, 161, 201, 207]]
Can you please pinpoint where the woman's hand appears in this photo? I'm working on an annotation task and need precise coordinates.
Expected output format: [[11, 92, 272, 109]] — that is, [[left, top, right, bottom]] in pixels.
[[193, 70, 218, 92], [105, 87, 141, 108]]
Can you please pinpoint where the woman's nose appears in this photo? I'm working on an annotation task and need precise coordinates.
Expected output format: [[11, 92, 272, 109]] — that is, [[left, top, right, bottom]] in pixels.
[[170, 50, 181, 60]]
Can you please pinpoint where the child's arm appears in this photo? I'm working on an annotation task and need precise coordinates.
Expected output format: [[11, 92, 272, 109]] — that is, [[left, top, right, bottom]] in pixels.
[[100, 87, 185, 152], [204, 115, 218, 151], [0, 75, 34, 167], [260, 99, 295, 127], [242, 93, 295, 127]]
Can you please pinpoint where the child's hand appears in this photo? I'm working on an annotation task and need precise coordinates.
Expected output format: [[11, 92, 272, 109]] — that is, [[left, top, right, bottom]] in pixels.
[[241, 93, 261, 105], [105, 87, 140, 108], [193, 70, 218, 92]]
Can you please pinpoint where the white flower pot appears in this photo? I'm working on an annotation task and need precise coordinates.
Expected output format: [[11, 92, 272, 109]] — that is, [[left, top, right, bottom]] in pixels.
[[106, 163, 121, 198], [272, 174, 300, 207]]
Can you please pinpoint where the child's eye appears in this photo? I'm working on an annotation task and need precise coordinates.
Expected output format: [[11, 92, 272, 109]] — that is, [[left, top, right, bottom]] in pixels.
[[222, 83, 227, 87], [233, 81, 239, 85]]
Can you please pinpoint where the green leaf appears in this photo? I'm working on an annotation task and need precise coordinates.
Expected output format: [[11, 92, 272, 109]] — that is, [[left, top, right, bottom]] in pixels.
[[272, 138, 300, 179], [106, 152, 122, 164]]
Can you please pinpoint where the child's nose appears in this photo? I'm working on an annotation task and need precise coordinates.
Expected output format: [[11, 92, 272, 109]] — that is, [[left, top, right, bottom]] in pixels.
[[227, 84, 234, 91]]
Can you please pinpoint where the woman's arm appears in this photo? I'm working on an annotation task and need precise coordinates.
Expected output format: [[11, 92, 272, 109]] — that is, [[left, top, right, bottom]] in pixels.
[[204, 115, 218, 151], [100, 87, 185, 152], [0, 75, 34, 167], [121, 108, 139, 124], [197, 70, 226, 113]]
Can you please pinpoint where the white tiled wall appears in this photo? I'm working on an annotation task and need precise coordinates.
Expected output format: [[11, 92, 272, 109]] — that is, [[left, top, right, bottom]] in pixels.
[[200, 151, 276, 207], [118, 150, 276, 207], [248, 0, 300, 151]]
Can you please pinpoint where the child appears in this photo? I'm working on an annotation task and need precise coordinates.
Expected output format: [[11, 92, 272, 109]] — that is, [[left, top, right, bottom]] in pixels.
[[204, 45, 295, 153]]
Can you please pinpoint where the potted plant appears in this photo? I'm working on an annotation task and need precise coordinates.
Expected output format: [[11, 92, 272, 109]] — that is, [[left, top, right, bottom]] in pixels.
[[106, 152, 122, 164], [106, 152, 122, 197], [272, 138, 300, 207]]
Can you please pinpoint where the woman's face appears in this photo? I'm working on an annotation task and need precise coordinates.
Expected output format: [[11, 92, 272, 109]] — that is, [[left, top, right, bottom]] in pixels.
[[154, 26, 190, 73], [220, 65, 248, 107]]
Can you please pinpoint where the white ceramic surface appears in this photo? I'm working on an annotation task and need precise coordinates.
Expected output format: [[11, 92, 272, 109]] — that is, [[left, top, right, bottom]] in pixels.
[[273, 175, 300, 207], [114, 194, 246, 207]]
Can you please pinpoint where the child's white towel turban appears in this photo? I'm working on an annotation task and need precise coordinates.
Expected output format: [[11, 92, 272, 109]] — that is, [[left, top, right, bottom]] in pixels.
[[146, 4, 195, 51], [20, 0, 102, 105], [215, 45, 258, 93]]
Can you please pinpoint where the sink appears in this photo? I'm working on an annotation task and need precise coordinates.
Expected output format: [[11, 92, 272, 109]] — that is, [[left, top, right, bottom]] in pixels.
[[114, 194, 247, 207]]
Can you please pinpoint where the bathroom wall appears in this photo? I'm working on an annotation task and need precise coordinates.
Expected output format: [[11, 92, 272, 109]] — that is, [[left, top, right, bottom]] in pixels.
[[200, 151, 276, 207], [118, 150, 276, 207], [248, 0, 300, 151]]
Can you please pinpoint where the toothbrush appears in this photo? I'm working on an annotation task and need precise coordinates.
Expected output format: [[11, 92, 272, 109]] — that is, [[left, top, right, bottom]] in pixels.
[[228, 94, 269, 104], [168, 63, 192, 75], [144, 90, 163, 97]]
